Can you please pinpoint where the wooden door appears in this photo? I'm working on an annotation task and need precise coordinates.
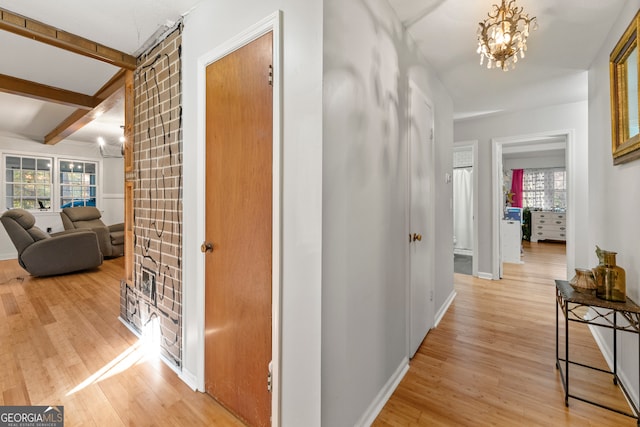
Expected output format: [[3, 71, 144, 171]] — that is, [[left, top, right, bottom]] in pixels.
[[204, 32, 273, 427], [408, 83, 435, 358]]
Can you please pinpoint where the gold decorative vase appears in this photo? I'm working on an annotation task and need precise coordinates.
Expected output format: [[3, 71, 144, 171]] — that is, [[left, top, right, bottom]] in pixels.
[[593, 251, 626, 302], [569, 268, 597, 294]]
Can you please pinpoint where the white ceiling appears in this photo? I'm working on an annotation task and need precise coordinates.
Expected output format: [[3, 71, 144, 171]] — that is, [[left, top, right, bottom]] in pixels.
[[0, 0, 203, 147], [0, 0, 632, 146], [387, 0, 629, 119]]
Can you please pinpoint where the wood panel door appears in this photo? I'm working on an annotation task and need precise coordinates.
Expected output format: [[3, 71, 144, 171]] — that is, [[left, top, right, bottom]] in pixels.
[[204, 32, 273, 427]]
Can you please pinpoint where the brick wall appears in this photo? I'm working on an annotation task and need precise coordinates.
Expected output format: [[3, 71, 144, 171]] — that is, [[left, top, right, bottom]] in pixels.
[[120, 25, 183, 367]]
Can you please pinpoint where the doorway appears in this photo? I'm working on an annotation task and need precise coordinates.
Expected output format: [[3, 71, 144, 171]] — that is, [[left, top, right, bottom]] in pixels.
[[452, 141, 478, 277], [492, 132, 571, 279], [204, 32, 273, 427]]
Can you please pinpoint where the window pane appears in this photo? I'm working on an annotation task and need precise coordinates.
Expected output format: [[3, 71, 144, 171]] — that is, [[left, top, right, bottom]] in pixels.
[[37, 159, 51, 171], [5, 155, 53, 210], [58, 160, 97, 209], [60, 161, 73, 173], [21, 157, 35, 170]]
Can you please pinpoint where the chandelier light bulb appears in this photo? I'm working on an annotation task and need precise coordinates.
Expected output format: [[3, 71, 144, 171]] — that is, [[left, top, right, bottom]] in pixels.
[[477, 0, 536, 71]]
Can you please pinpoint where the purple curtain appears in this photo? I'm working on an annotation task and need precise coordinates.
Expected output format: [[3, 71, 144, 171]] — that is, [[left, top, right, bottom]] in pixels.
[[510, 169, 524, 208]]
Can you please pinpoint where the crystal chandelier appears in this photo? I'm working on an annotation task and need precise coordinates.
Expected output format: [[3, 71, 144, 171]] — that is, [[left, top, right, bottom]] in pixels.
[[477, 0, 537, 71]]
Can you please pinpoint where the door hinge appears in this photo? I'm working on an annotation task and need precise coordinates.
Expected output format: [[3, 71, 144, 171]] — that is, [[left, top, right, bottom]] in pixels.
[[268, 65, 273, 86], [267, 360, 273, 393]]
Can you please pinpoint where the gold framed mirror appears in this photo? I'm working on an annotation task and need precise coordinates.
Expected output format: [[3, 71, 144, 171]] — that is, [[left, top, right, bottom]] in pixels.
[[610, 10, 640, 165]]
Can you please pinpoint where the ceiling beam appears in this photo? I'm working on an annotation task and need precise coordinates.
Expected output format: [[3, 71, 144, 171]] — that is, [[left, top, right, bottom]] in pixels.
[[44, 70, 126, 145], [0, 7, 136, 70], [0, 73, 97, 110]]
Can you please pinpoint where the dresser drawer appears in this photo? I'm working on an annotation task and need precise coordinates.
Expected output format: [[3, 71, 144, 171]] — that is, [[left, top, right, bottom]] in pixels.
[[532, 229, 566, 241], [531, 211, 567, 242]]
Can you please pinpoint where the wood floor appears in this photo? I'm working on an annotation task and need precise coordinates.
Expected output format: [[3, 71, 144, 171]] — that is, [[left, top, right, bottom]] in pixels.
[[374, 241, 637, 426], [0, 257, 245, 427], [2, 242, 636, 426]]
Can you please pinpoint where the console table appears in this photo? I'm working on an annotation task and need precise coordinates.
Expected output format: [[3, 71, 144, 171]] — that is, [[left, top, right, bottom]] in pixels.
[[555, 279, 640, 424]]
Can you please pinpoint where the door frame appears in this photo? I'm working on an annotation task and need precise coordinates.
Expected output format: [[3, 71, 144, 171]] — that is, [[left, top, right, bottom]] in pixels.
[[194, 12, 282, 425], [405, 79, 435, 358], [491, 129, 574, 280], [453, 140, 479, 277]]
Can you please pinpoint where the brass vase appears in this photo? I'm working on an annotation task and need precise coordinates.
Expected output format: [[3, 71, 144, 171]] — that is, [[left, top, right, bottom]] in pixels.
[[593, 251, 626, 302]]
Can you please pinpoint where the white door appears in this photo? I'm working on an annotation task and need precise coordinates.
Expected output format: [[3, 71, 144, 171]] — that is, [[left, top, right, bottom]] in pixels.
[[408, 82, 435, 358]]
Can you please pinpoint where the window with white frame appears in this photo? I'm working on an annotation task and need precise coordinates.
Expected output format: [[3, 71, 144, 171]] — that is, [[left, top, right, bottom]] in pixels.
[[522, 168, 566, 211], [4, 155, 53, 210], [59, 160, 97, 208]]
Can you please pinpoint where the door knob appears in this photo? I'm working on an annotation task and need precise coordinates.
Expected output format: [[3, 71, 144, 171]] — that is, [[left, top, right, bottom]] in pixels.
[[412, 233, 422, 242], [201, 242, 214, 253]]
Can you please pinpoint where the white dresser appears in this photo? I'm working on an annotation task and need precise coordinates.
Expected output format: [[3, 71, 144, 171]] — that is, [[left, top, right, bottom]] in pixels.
[[531, 211, 566, 242]]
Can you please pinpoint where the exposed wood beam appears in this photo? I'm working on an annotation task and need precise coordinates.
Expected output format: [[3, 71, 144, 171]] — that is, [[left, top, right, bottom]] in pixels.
[[45, 70, 126, 145], [0, 73, 97, 110], [0, 7, 136, 70]]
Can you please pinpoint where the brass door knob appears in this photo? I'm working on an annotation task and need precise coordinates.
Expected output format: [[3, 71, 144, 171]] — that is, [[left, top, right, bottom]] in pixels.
[[412, 233, 422, 242], [201, 242, 214, 253]]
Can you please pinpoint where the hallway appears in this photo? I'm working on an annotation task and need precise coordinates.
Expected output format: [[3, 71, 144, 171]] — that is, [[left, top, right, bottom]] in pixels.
[[375, 241, 635, 426]]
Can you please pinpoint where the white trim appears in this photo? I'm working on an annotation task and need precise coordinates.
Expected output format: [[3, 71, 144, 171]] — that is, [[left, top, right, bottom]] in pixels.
[[477, 272, 494, 280], [355, 358, 410, 427], [491, 130, 574, 280], [178, 368, 199, 392], [453, 140, 479, 277], [102, 193, 124, 200], [588, 320, 639, 409], [194, 11, 283, 426], [0, 252, 16, 261], [453, 248, 472, 256], [434, 290, 456, 327]]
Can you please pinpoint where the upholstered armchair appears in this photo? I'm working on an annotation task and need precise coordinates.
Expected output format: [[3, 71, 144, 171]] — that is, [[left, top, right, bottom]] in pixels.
[[60, 207, 124, 258], [1, 209, 103, 276]]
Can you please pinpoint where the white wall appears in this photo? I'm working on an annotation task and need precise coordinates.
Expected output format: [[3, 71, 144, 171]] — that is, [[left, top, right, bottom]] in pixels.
[[181, 1, 323, 425], [588, 0, 640, 407], [323, 0, 453, 425], [455, 100, 589, 277], [0, 134, 124, 259]]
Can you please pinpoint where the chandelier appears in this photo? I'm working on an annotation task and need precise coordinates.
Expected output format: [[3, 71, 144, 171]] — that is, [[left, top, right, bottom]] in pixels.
[[477, 0, 537, 71]]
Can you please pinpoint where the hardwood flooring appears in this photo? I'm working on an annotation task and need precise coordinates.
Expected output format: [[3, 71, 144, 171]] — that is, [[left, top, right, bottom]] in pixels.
[[374, 241, 636, 426], [0, 257, 244, 427], [2, 242, 636, 426]]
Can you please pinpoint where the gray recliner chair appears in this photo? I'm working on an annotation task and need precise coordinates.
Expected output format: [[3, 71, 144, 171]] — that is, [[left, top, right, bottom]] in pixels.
[[60, 207, 124, 258], [1, 209, 103, 276]]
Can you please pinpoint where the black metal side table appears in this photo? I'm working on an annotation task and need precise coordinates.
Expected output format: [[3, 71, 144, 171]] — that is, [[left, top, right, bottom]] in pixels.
[[555, 279, 640, 424]]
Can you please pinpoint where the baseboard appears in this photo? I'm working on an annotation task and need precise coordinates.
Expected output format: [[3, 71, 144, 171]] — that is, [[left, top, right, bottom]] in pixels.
[[478, 272, 494, 280], [588, 320, 639, 408], [454, 248, 472, 256], [355, 357, 409, 427], [435, 290, 456, 328], [0, 252, 17, 261], [179, 368, 199, 391]]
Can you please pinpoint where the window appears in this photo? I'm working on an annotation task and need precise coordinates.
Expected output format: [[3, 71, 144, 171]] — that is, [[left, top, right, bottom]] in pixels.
[[522, 168, 566, 211], [59, 160, 97, 208], [5, 155, 53, 210]]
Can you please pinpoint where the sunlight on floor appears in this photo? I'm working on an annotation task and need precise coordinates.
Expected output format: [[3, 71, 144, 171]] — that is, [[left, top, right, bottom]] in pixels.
[[66, 318, 162, 396]]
